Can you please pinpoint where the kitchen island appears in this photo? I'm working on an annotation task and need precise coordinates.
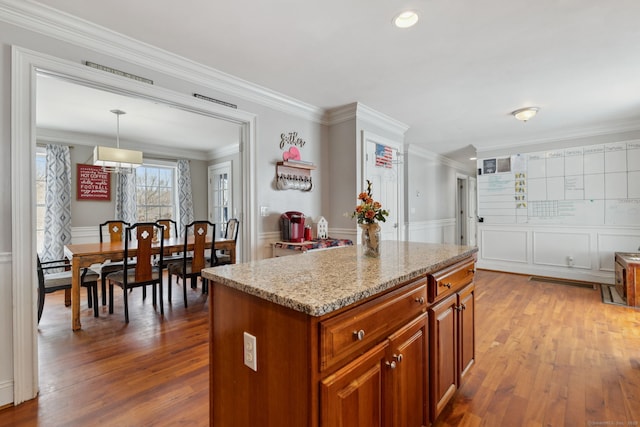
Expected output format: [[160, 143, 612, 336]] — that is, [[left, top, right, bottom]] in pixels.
[[202, 241, 478, 427]]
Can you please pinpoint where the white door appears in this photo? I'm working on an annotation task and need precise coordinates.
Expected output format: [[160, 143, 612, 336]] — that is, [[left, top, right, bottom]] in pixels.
[[363, 134, 402, 242], [208, 162, 233, 239]]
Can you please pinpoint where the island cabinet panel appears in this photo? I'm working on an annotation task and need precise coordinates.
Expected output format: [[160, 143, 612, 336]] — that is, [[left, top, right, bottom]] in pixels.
[[321, 312, 429, 427], [320, 342, 388, 427], [428, 282, 476, 422], [210, 284, 315, 427], [458, 283, 475, 383], [428, 258, 475, 302], [319, 279, 428, 372], [428, 293, 458, 419], [386, 313, 430, 427], [205, 244, 477, 427]]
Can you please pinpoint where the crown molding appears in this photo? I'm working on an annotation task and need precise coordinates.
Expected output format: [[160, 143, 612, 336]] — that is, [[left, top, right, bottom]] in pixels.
[[407, 144, 470, 172], [478, 118, 640, 155], [0, 0, 325, 123], [324, 102, 409, 136]]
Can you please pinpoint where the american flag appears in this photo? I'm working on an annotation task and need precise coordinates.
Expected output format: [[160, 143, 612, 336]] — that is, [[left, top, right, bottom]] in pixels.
[[375, 144, 393, 168]]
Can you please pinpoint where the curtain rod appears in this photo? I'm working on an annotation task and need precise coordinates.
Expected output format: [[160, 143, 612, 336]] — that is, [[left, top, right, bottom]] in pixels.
[[36, 143, 74, 149]]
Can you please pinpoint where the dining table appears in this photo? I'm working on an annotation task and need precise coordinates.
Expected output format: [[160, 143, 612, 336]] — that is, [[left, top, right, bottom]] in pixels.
[[64, 236, 236, 331]]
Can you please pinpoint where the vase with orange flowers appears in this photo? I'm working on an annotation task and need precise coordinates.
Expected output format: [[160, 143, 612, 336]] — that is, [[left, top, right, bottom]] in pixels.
[[350, 180, 389, 257]]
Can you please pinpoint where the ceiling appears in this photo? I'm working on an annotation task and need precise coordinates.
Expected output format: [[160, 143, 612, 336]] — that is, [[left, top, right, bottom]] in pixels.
[[34, 0, 640, 163], [36, 75, 242, 155]]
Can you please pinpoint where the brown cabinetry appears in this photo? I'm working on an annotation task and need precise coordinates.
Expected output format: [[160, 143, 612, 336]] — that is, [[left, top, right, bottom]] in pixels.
[[320, 313, 429, 427], [615, 252, 640, 307], [208, 252, 476, 427], [428, 279, 475, 421]]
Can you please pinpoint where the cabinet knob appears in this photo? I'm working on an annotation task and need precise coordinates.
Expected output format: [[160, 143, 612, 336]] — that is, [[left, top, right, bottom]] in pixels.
[[353, 329, 365, 341], [415, 296, 425, 305], [385, 361, 397, 369], [393, 353, 403, 363], [455, 305, 463, 312], [443, 283, 452, 289]]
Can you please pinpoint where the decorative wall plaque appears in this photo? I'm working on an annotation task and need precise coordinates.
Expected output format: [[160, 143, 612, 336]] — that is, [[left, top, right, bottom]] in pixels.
[[77, 164, 111, 201]]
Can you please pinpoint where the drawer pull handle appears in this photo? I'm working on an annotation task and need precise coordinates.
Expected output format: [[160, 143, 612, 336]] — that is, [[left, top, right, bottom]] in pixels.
[[393, 354, 403, 363], [441, 283, 452, 289], [415, 296, 425, 304], [385, 361, 397, 369], [353, 329, 366, 341]]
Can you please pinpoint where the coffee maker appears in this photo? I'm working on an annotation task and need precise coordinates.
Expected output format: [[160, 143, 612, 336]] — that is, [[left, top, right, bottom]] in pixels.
[[280, 211, 306, 243]]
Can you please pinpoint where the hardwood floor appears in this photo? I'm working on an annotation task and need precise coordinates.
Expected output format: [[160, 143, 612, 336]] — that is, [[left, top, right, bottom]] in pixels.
[[1, 270, 639, 426], [434, 270, 640, 427]]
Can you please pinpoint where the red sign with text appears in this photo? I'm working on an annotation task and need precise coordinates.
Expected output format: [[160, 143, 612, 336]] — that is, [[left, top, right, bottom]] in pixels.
[[77, 164, 111, 201]]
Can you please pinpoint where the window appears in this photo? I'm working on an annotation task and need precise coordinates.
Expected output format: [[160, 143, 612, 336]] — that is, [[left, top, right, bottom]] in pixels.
[[36, 149, 46, 252], [209, 162, 232, 238], [136, 164, 176, 222]]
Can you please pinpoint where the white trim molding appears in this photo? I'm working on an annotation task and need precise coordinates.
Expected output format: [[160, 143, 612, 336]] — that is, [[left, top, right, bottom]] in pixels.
[[325, 102, 409, 136], [0, 0, 324, 124], [407, 144, 472, 174], [406, 219, 457, 245]]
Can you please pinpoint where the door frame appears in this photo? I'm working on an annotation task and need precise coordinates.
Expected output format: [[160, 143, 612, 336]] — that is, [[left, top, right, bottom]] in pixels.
[[11, 46, 257, 403], [456, 175, 468, 245]]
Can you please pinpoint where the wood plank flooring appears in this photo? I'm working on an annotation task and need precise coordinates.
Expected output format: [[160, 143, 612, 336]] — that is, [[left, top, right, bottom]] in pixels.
[[1, 270, 639, 426]]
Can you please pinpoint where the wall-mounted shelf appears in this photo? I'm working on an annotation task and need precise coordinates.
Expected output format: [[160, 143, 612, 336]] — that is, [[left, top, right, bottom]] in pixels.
[[276, 161, 316, 191]]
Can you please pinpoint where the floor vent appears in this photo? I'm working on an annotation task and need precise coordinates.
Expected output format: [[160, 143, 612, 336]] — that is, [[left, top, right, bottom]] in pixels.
[[528, 276, 597, 290], [600, 284, 626, 306]]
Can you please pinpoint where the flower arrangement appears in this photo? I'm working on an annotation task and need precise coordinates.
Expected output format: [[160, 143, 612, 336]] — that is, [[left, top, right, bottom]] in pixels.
[[350, 180, 389, 224]]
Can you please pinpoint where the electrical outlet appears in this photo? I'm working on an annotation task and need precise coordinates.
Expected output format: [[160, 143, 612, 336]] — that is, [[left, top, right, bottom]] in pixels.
[[243, 332, 257, 371]]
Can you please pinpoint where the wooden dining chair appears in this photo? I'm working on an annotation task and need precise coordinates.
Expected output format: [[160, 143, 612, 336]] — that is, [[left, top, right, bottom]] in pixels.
[[98, 220, 131, 306], [213, 218, 239, 266], [167, 220, 215, 307], [106, 222, 164, 323], [156, 219, 178, 239], [155, 219, 182, 267], [37, 255, 100, 323]]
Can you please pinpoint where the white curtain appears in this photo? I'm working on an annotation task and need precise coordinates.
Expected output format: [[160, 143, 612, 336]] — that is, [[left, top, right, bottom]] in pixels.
[[115, 172, 137, 225], [41, 144, 72, 262], [177, 159, 194, 237]]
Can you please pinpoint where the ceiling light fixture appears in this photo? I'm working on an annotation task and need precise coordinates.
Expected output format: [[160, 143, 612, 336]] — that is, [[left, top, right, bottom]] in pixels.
[[94, 109, 143, 174], [511, 107, 539, 122], [394, 11, 419, 28]]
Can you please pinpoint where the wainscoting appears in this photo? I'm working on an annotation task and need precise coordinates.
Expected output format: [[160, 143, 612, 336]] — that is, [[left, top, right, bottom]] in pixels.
[[406, 219, 456, 245], [478, 224, 640, 283], [0, 252, 13, 407]]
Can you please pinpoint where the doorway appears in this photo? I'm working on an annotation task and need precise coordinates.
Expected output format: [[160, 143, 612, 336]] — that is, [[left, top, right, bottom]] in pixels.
[[456, 174, 477, 246], [12, 46, 257, 404]]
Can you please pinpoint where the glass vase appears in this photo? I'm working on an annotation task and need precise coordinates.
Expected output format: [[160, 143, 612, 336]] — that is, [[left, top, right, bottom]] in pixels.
[[360, 223, 381, 258]]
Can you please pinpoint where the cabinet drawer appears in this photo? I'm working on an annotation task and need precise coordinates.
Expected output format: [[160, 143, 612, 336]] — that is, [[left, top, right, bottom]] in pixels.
[[319, 279, 427, 372], [428, 259, 475, 302]]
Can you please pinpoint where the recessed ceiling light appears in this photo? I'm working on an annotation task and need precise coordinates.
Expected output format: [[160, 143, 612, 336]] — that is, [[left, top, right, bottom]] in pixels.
[[394, 11, 419, 28], [511, 107, 539, 122]]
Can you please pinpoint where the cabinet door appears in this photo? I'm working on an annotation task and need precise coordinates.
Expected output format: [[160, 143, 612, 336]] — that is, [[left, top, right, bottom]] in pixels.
[[457, 283, 475, 383], [386, 313, 429, 427], [428, 293, 458, 420], [320, 341, 388, 427]]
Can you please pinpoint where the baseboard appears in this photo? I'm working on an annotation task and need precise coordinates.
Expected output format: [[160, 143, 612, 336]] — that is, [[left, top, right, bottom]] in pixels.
[[0, 379, 13, 407]]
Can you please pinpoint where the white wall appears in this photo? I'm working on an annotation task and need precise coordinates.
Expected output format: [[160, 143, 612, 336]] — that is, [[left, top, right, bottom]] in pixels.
[[405, 145, 475, 244], [477, 133, 640, 283], [0, 4, 325, 406]]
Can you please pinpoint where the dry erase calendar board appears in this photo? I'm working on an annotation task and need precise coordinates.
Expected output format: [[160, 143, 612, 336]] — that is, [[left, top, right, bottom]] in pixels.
[[477, 141, 640, 225]]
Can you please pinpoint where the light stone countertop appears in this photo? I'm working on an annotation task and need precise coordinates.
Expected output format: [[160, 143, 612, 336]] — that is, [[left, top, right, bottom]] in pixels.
[[202, 241, 478, 317]]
